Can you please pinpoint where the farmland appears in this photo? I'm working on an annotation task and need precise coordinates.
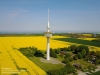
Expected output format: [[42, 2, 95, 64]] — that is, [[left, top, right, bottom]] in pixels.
[[0, 36, 48, 75], [0, 36, 100, 75], [0, 36, 72, 75], [54, 37, 100, 47]]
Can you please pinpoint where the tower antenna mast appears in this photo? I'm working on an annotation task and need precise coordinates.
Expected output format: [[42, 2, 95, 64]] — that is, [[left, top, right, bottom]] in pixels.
[[47, 9, 50, 32]]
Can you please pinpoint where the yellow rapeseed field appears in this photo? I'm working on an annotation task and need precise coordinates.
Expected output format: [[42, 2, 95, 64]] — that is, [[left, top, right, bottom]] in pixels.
[[0, 37, 48, 75], [0, 36, 71, 75], [82, 33, 92, 37], [2, 36, 71, 50], [78, 38, 96, 41], [0, 36, 100, 75]]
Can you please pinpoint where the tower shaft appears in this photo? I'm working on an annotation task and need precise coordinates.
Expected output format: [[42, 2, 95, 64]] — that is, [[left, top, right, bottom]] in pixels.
[[46, 37, 50, 60]]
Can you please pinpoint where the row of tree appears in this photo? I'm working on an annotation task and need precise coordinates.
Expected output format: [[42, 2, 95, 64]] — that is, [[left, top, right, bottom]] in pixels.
[[18, 47, 44, 57], [49, 45, 89, 59]]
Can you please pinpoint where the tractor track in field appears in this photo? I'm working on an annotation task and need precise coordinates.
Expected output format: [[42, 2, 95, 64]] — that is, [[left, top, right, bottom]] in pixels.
[[14, 50, 39, 75], [0, 39, 23, 74], [2, 38, 40, 75], [0, 39, 31, 75]]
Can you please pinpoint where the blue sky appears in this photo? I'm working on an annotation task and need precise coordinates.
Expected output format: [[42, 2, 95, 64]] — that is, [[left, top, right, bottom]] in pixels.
[[0, 0, 100, 33]]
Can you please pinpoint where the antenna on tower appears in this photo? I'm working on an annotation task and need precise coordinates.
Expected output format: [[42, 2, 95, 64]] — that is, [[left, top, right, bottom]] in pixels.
[[47, 9, 50, 30], [48, 9, 49, 23]]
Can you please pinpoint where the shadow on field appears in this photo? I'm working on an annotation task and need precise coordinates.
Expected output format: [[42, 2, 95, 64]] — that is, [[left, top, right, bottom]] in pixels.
[[53, 38, 100, 47]]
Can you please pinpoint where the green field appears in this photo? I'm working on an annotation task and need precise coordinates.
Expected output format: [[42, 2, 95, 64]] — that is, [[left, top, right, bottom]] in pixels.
[[28, 57, 64, 72], [54, 37, 100, 47], [90, 71, 100, 75]]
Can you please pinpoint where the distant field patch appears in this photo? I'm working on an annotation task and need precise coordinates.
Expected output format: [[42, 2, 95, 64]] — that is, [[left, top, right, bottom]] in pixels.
[[83, 34, 92, 37], [53, 37, 100, 47]]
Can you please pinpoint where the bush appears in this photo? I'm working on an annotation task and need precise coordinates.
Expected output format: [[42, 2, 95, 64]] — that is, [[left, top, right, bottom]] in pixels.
[[69, 57, 73, 61], [90, 51, 95, 55], [65, 63, 76, 74], [70, 44, 77, 52], [95, 59, 100, 65], [77, 45, 89, 54], [95, 51, 100, 58], [77, 52, 83, 59], [55, 48, 60, 54], [34, 50, 44, 57], [81, 49, 86, 57], [73, 55, 78, 60], [62, 58, 70, 64], [50, 49, 57, 58], [67, 47, 71, 51], [19, 47, 37, 57], [18, 47, 45, 57], [60, 47, 68, 51], [64, 53, 71, 58]]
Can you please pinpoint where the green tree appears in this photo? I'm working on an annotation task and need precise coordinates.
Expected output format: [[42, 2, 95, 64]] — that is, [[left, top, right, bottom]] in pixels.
[[95, 51, 100, 58], [81, 49, 86, 57], [73, 55, 78, 60], [34, 50, 44, 57], [62, 58, 70, 64], [64, 52, 71, 58], [55, 48, 60, 54], [70, 44, 77, 52], [50, 49, 57, 58], [90, 51, 95, 55], [77, 45, 89, 54], [67, 47, 71, 51], [19, 47, 37, 57], [65, 63, 76, 74], [77, 52, 83, 59]]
